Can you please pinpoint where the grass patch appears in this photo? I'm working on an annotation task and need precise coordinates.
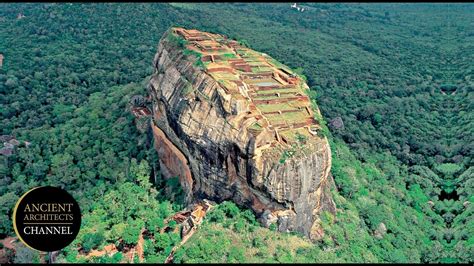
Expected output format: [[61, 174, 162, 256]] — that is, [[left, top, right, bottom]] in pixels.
[[279, 148, 296, 164], [249, 122, 263, 131], [167, 32, 188, 48], [252, 67, 273, 73], [256, 103, 299, 113], [266, 110, 309, 124], [279, 128, 312, 143], [255, 88, 300, 95], [220, 53, 237, 59], [183, 48, 205, 68]]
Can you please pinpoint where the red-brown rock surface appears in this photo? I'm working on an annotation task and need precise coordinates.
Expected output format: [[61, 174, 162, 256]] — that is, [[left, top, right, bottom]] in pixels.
[[147, 28, 336, 239]]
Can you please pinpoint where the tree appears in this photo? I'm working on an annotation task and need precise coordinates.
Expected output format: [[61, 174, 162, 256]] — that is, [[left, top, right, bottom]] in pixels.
[[82, 232, 105, 252], [14, 243, 40, 263]]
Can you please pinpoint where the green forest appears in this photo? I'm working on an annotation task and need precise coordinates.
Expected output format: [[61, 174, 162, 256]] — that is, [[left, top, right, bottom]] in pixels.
[[0, 3, 472, 263]]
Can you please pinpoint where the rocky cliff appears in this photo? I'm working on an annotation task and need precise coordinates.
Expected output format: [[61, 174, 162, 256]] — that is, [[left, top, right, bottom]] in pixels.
[[147, 27, 336, 239]]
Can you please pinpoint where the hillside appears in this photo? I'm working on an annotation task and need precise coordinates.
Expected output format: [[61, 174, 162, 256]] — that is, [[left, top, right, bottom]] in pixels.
[[0, 3, 472, 263]]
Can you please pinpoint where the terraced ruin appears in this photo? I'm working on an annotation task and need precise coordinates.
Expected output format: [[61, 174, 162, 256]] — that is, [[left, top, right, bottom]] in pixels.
[[173, 27, 321, 151]]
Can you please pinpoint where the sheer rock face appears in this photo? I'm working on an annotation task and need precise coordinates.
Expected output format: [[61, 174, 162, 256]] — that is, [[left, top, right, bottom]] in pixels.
[[147, 28, 336, 239]]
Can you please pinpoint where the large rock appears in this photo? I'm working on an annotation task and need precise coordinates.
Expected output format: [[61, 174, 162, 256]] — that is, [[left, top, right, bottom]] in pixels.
[[329, 116, 344, 130], [147, 27, 336, 239]]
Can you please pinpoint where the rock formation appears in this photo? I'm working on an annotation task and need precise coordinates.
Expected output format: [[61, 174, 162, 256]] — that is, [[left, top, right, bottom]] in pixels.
[[147, 27, 336, 239]]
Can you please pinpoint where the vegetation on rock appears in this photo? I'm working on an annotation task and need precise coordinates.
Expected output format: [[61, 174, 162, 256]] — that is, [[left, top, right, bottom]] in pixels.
[[0, 3, 472, 263]]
